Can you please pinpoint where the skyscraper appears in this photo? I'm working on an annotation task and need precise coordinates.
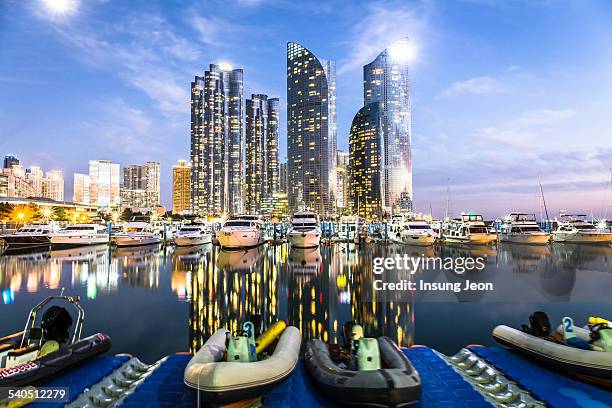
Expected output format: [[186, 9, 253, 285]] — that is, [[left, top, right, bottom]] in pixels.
[[279, 162, 288, 193], [245, 94, 280, 213], [336, 150, 349, 213], [121, 161, 161, 208], [173, 160, 191, 215], [349, 103, 383, 219], [190, 64, 244, 216], [26, 166, 43, 197], [3, 155, 19, 169], [42, 170, 64, 201], [89, 160, 120, 208], [73, 173, 90, 204], [363, 37, 413, 213], [287, 42, 337, 216]]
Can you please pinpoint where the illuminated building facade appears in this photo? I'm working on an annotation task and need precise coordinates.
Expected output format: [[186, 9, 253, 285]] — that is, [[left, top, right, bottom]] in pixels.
[[245, 94, 280, 213], [349, 103, 382, 219], [3, 155, 19, 169], [88, 160, 120, 208], [279, 162, 288, 193], [42, 170, 64, 202], [73, 173, 90, 204], [121, 161, 161, 209], [287, 42, 337, 216], [363, 37, 413, 213], [26, 166, 43, 197], [172, 160, 191, 215], [336, 150, 349, 213], [191, 64, 244, 216]]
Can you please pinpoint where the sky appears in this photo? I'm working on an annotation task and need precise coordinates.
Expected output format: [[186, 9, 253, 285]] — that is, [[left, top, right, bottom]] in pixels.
[[0, 0, 611, 218]]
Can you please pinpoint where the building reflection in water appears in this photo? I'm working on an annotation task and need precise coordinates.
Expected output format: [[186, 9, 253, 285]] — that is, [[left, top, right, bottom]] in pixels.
[[113, 244, 163, 290]]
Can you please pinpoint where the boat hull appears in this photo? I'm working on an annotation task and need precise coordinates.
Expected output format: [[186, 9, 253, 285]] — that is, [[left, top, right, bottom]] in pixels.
[[287, 230, 321, 248], [499, 233, 550, 245], [0, 333, 111, 387], [444, 233, 496, 245], [112, 235, 161, 247], [184, 327, 301, 406], [50, 235, 109, 248], [174, 234, 212, 246], [0, 235, 51, 250], [552, 232, 612, 244], [216, 230, 264, 250], [395, 234, 436, 246], [493, 325, 612, 383], [305, 337, 421, 407]]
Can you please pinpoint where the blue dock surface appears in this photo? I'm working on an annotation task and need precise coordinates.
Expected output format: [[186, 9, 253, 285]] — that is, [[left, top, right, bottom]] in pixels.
[[32, 354, 130, 407], [471, 346, 612, 408]]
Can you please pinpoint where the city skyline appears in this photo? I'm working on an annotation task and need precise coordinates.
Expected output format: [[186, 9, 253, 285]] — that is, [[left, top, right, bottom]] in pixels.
[[1, 1, 612, 218]]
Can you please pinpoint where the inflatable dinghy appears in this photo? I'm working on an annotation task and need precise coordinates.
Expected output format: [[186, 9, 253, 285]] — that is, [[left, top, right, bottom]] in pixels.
[[184, 321, 301, 406], [493, 312, 612, 386], [0, 295, 111, 387], [304, 322, 421, 407]]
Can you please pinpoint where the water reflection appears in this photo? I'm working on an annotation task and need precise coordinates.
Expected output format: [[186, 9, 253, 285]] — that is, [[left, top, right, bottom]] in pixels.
[[1, 242, 611, 360]]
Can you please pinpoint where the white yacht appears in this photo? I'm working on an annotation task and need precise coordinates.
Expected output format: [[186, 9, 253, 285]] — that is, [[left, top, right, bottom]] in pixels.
[[499, 213, 549, 245], [0, 224, 59, 250], [552, 214, 612, 244], [216, 215, 264, 249], [287, 211, 321, 248], [336, 215, 362, 243], [112, 222, 162, 247], [50, 224, 109, 248], [388, 215, 436, 246], [174, 224, 212, 246], [443, 213, 496, 245]]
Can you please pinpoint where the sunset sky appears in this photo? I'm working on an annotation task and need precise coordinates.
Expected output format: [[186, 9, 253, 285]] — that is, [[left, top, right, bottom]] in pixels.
[[1, 0, 611, 218]]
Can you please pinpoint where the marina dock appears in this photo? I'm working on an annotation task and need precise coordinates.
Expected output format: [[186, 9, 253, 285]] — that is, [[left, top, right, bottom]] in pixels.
[[24, 345, 612, 407]]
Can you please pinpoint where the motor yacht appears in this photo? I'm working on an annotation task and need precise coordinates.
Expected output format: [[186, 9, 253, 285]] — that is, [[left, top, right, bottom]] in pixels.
[[287, 211, 321, 248], [49, 224, 109, 248], [443, 213, 496, 245], [112, 222, 162, 247], [174, 224, 212, 246], [499, 213, 550, 245], [216, 215, 264, 249], [388, 215, 436, 246], [552, 214, 612, 244], [0, 224, 58, 251]]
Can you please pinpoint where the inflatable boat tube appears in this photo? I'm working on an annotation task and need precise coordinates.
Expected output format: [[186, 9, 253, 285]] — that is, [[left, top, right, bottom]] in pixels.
[[304, 337, 421, 407], [0, 333, 111, 387], [493, 325, 612, 380], [184, 326, 301, 406]]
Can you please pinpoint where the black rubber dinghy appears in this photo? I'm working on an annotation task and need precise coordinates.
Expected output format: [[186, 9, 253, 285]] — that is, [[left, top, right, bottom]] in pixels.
[[304, 337, 421, 407]]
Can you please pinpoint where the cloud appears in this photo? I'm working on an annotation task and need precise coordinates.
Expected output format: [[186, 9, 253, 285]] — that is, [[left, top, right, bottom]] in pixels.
[[189, 12, 265, 48], [439, 76, 506, 98], [338, 2, 430, 74]]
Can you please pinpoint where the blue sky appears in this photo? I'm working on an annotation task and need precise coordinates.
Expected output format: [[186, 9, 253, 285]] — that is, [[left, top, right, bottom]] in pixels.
[[1, 0, 611, 218]]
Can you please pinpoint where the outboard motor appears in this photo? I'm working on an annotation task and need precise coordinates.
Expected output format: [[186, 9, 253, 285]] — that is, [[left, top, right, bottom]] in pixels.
[[342, 321, 358, 350], [522, 311, 551, 337], [41, 306, 73, 343]]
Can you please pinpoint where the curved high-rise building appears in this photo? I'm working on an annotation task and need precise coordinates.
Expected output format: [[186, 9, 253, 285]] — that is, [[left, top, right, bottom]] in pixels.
[[363, 37, 412, 213], [287, 42, 337, 216], [349, 103, 383, 219]]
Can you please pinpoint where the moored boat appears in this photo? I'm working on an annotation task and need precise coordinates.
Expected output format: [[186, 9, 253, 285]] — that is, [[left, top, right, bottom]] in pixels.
[[173, 224, 212, 246], [0, 224, 58, 251], [389, 215, 436, 246], [112, 222, 162, 247], [49, 224, 109, 248], [493, 312, 612, 387], [305, 322, 421, 407], [552, 214, 612, 244], [443, 213, 496, 245], [184, 321, 300, 406], [0, 295, 111, 387], [499, 213, 550, 245], [216, 215, 264, 250], [287, 211, 321, 248]]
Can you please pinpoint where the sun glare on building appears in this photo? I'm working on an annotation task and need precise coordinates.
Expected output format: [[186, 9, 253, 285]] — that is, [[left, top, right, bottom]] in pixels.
[[388, 38, 417, 64], [218, 62, 233, 71]]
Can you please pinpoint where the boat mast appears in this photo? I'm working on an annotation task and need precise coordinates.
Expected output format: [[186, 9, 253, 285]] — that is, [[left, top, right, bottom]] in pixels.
[[538, 174, 550, 228]]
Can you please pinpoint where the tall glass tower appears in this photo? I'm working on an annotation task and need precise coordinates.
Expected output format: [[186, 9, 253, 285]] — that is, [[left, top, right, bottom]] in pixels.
[[190, 64, 244, 216], [245, 94, 279, 213], [349, 103, 382, 219], [287, 42, 337, 216], [363, 37, 412, 213]]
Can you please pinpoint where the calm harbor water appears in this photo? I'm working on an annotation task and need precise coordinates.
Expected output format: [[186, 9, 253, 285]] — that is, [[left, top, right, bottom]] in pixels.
[[1, 242, 611, 362]]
